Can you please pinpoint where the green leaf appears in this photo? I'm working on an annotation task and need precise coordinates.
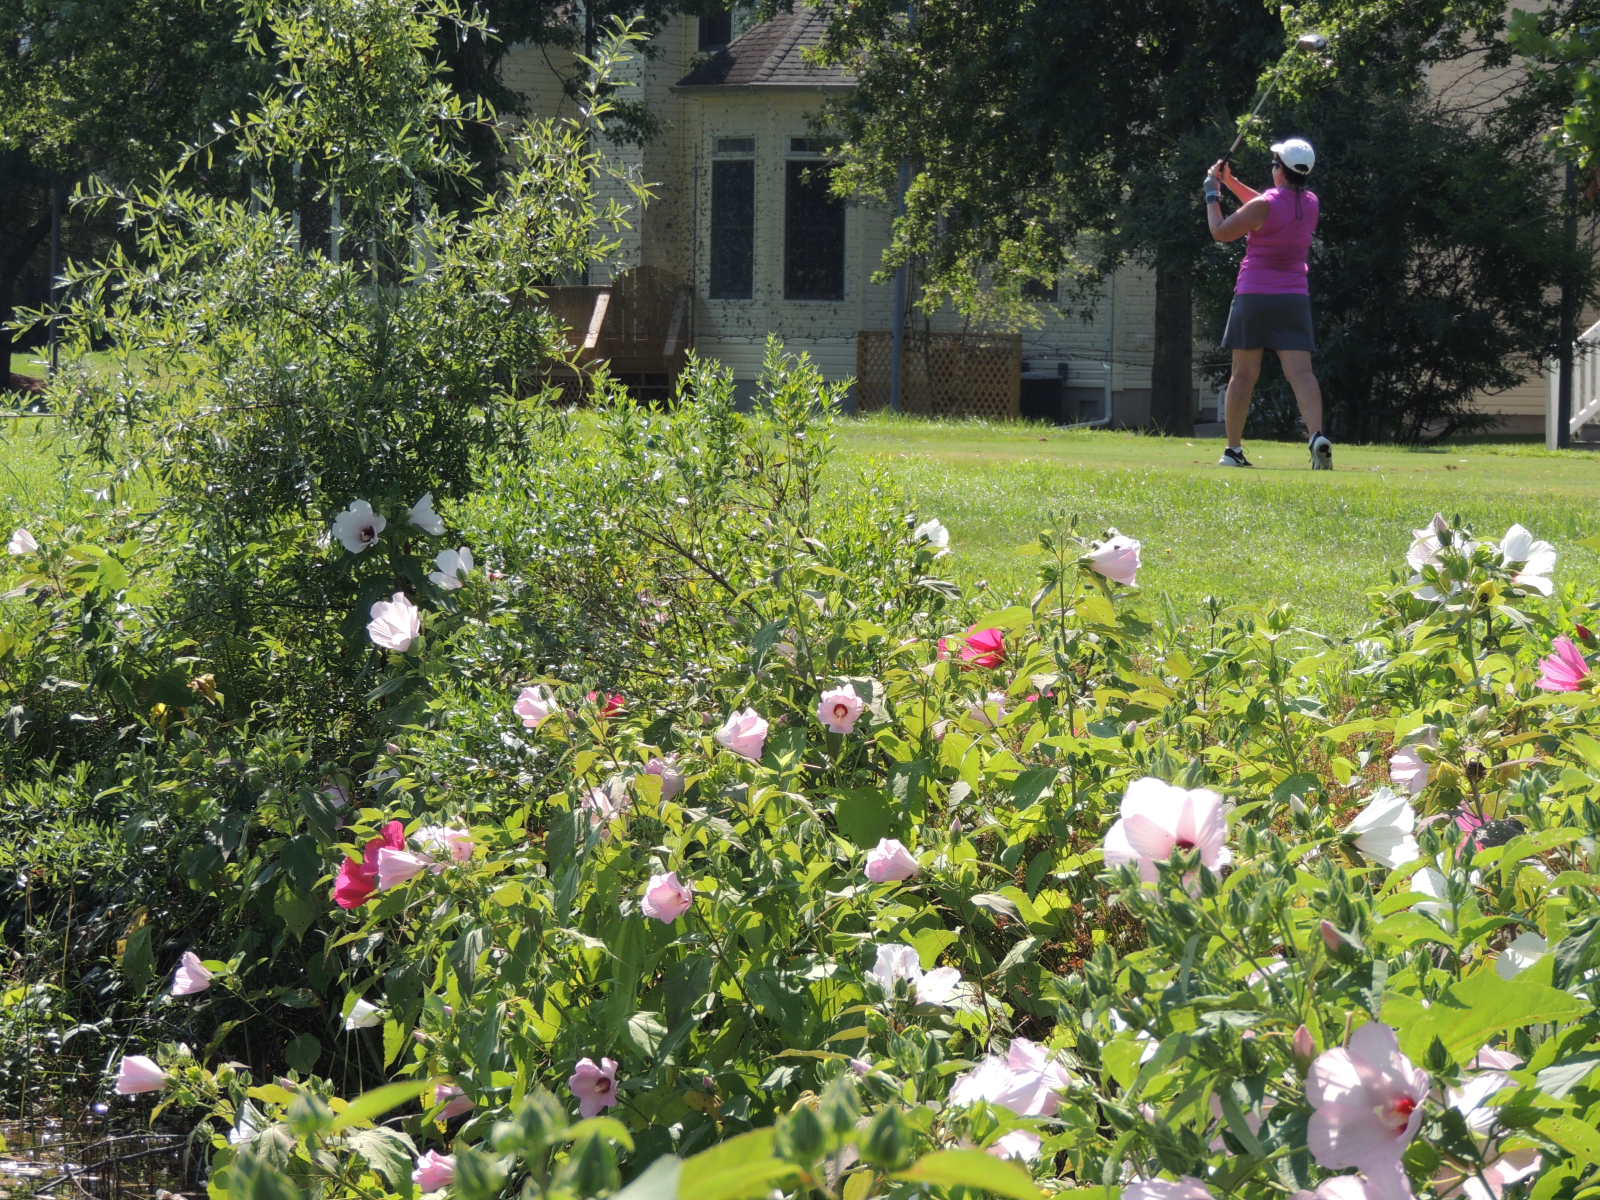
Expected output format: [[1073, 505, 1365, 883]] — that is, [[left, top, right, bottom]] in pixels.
[[1565, 730, 1600, 771], [1395, 965, 1589, 1065], [345, 1126, 418, 1186], [611, 1154, 682, 1200], [1536, 1054, 1600, 1099], [284, 1033, 322, 1075], [120, 923, 154, 992], [834, 788, 894, 848], [893, 1149, 1044, 1200], [1534, 1115, 1600, 1165], [330, 1080, 433, 1132], [679, 1128, 799, 1200], [562, 1116, 635, 1152], [1010, 766, 1058, 809]]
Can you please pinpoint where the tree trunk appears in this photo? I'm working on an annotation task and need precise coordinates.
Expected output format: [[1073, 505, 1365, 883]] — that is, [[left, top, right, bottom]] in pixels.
[[0, 209, 53, 380], [1151, 254, 1194, 436]]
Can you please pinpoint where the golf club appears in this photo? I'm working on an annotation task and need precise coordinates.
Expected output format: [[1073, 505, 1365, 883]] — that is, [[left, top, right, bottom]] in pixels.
[[1223, 32, 1328, 164]]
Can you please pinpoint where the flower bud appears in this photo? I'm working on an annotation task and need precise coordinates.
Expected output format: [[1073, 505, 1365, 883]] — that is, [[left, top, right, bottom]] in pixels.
[[563, 1134, 619, 1197], [776, 1104, 827, 1165], [1292, 1024, 1316, 1068], [859, 1107, 912, 1170]]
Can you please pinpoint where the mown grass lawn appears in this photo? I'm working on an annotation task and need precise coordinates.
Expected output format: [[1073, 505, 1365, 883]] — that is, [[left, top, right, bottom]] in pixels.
[[9, 403, 1600, 636], [832, 416, 1600, 634]]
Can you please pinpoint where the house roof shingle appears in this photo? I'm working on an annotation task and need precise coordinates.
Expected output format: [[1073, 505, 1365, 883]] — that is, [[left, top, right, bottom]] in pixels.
[[676, 8, 855, 90]]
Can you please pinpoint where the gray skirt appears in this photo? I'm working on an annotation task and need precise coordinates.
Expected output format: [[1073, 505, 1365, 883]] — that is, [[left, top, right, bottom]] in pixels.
[[1220, 293, 1316, 351]]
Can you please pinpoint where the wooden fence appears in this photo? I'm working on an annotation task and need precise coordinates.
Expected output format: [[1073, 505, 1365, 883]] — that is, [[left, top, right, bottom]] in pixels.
[[856, 331, 1022, 420]]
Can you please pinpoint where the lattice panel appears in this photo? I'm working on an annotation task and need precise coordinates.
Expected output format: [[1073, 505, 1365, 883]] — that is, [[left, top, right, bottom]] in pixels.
[[856, 332, 1022, 419]]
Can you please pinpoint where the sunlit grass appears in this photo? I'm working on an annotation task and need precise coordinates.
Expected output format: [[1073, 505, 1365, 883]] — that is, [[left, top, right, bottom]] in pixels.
[[830, 415, 1600, 635], [7, 400, 1598, 638]]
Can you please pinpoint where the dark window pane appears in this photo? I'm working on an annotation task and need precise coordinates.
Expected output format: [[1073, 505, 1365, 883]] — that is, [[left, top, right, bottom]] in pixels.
[[784, 161, 845, 301], [698, 11, 732, 49], [1021, 275, 1055, 301], [710, 159, 754, 299]]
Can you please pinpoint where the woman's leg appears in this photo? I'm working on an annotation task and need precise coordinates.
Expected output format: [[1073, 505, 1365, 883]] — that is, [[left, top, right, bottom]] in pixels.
[[1225, 349, 1263, 447], [1276, 349, 1323, 437]]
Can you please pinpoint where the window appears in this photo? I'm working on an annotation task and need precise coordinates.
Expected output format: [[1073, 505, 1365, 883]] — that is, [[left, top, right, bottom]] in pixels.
[[698, 10, 732, 50], [709, 145, 755, 299], [784, 160, 845, 301], [1021, 275, 1056, 302]]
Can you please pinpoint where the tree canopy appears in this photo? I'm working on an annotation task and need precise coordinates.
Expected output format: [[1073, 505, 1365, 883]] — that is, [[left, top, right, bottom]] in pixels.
[[816, 0, 1596, 440], [817, 0, 1288, 434]]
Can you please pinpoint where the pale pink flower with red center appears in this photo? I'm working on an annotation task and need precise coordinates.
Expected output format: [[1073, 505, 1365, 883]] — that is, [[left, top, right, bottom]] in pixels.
[[1307, 1022, 1429, 1174], [1536, 636, 1589, 692], [1498, 524, 1556, 596], [170, 951, 213, 996], [640, 871, 694, 923], [940, 625, 1006, 668], [1103, 777, 1230, 885], [332, 500, 386, 553], [415, 826, 474, 864], [1389, 740, 1431, 796], [715, 707, 768, 761], [367, 592, 421, 652], [411, 1150, 455, 1191], [866, 944, 965, 1006], [568, 1056, 620, 1117], [1086, 531, 1142, 586], [428, 546, 473, 590], [1125, 1180, 1218, 1200], [580, 786, 629, 831], [864, 837, 919, 883], [642, 756, 683, 802], [407, 493, 446, 536], [948, 1038, 1069, 1117], [434, 1083, 474, 1121], [113, 1055, 168, 1095], [514, 685, 558, 728], [1292, 1174, 1396, 1200], [817, 686, 865, 734], [377, 847, 432, 890]]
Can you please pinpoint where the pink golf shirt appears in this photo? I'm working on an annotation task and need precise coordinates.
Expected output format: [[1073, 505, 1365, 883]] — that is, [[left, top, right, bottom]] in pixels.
[[1236, 186, 1319, 295]]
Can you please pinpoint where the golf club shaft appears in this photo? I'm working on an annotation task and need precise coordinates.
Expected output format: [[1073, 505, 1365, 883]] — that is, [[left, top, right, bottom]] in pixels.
[[1225, 78, 1280, 161], [1222, 34, 1324, 163]]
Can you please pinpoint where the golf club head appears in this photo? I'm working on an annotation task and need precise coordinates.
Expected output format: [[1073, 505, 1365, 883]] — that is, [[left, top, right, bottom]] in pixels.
[[1222, 31, 1326, 161]]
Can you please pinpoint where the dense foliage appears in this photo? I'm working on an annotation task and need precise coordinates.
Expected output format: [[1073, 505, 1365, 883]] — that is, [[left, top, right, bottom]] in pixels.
[[6, 4, 1600, 1199]]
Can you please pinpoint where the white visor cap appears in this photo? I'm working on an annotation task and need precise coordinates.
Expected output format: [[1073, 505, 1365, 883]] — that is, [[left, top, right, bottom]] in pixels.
[[1271, 138, 1316, 176]]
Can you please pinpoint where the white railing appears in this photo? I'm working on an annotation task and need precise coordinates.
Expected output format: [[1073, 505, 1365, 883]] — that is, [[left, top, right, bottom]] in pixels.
[[1548, 318, 1600, 447]]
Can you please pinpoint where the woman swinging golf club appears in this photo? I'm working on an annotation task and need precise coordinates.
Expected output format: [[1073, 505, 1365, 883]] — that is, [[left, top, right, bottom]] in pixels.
[[1204, 138, 1332, 470]]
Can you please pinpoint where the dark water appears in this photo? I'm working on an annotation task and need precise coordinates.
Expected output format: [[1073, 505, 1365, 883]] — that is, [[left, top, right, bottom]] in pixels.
[[0, 1117, 191, 1198]]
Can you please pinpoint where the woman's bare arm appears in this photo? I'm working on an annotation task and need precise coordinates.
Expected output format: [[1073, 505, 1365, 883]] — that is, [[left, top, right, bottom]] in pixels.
[[1208, 194, 1270, 243], [1221, 162, 1259, 203]]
